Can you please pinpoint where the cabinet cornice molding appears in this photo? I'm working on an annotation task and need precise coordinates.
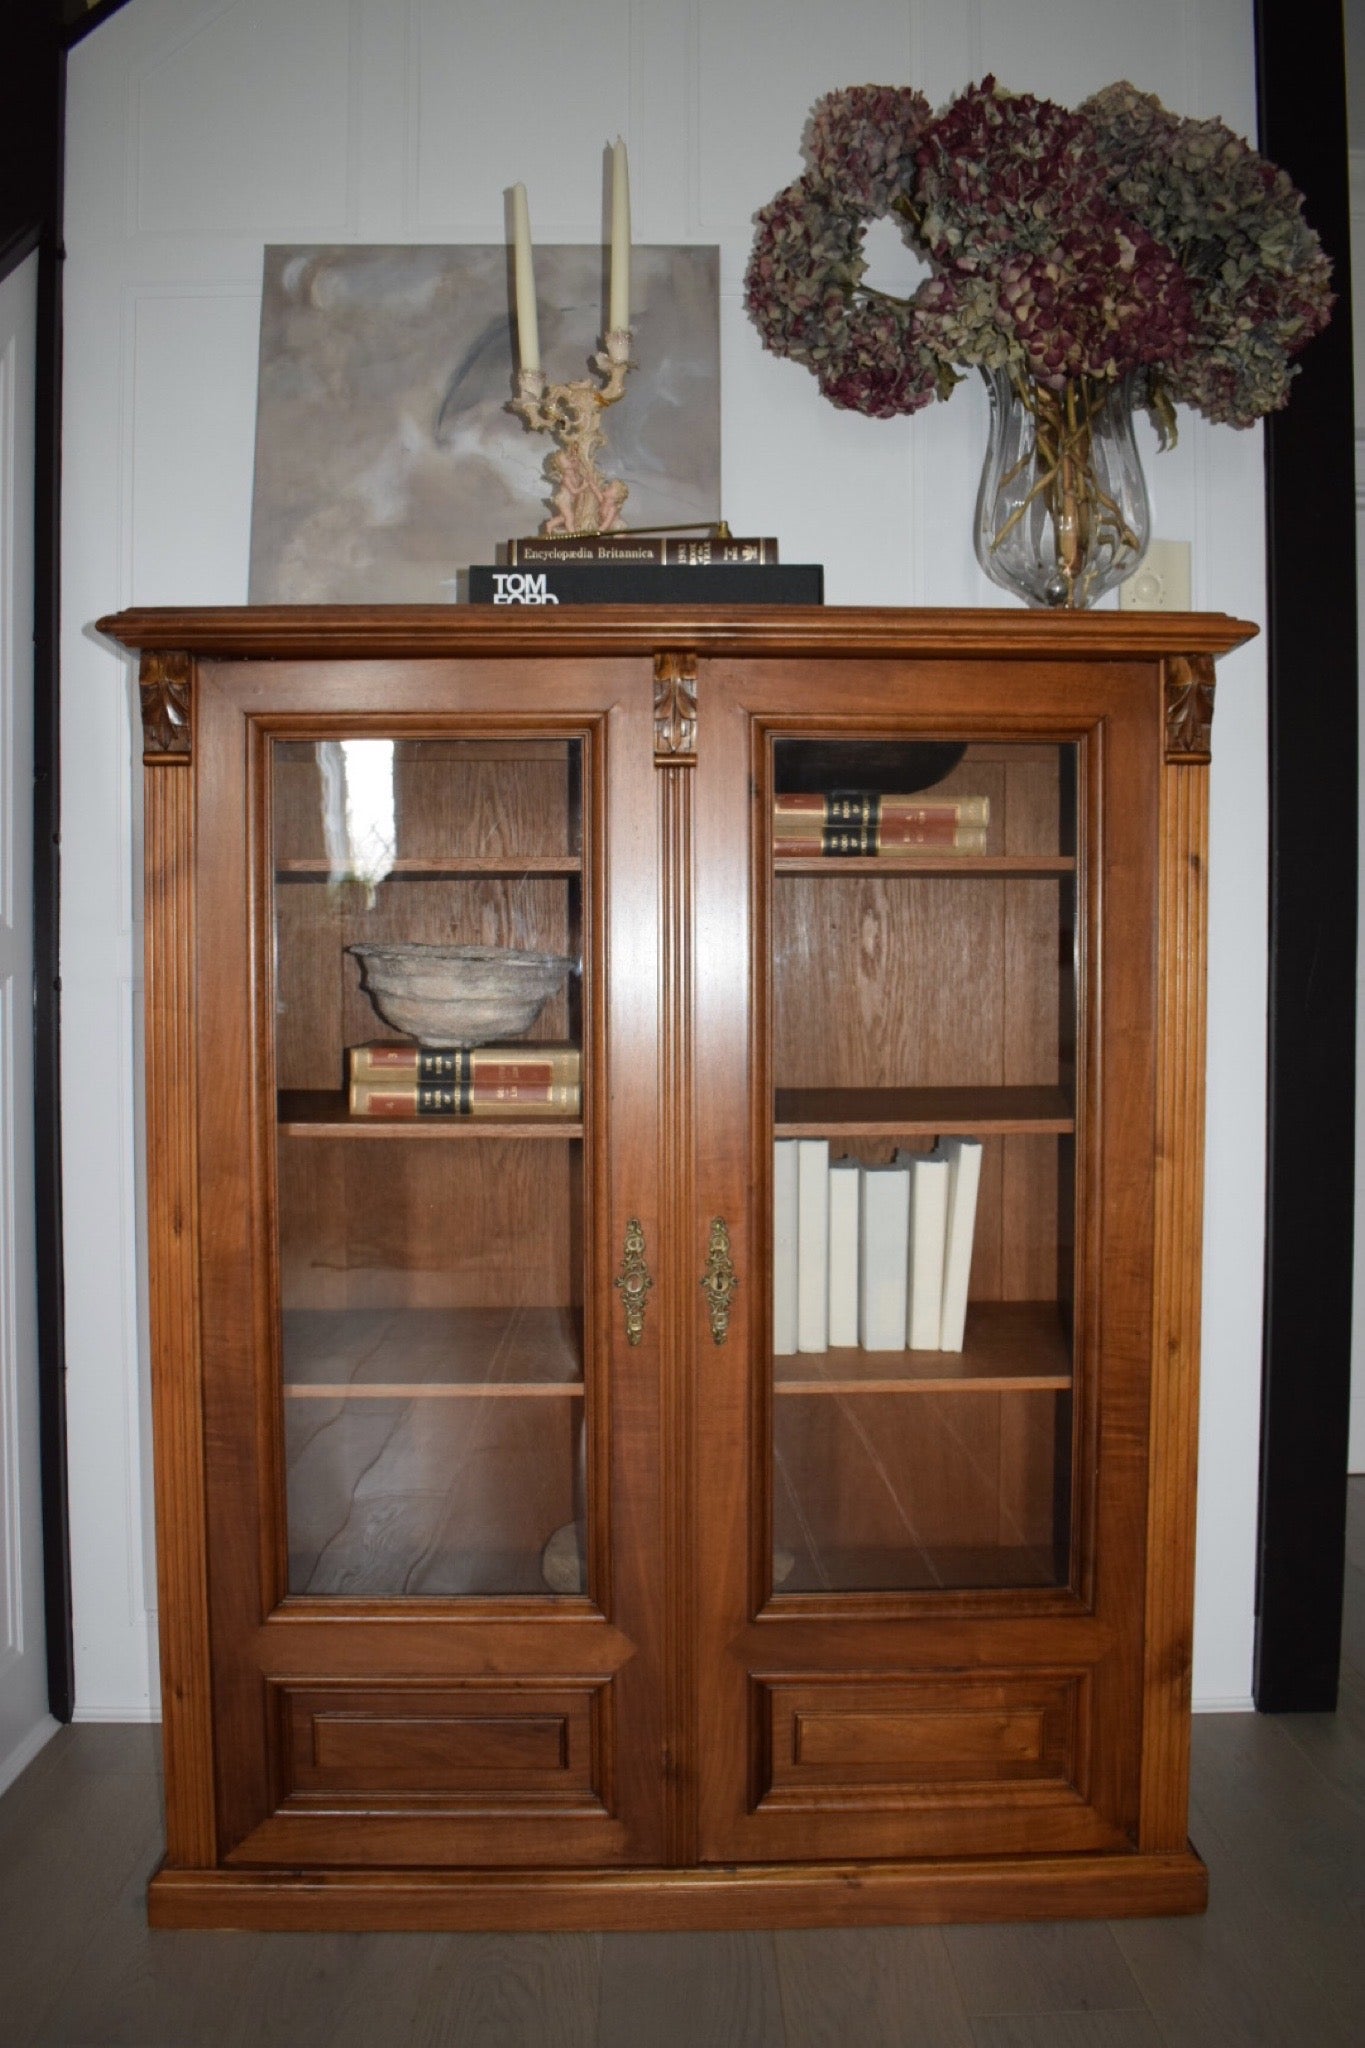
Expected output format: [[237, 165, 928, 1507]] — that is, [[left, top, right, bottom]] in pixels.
[[97, 606, 1257, 666]]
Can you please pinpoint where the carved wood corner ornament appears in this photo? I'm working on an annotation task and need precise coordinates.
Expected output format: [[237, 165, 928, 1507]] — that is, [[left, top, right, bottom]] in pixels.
[[140, 651, 193, 763], [1164, 655, 1216, 764], [654, 651, 697, 764]]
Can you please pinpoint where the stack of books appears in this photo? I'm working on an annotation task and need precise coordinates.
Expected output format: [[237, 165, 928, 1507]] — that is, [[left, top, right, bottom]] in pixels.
[[773, 791, 989, 858], [469, 528, 822, 605], [347, 1041, 580, 1118], [507, 533, 780, 566], [773, 1136, 984, 1355]]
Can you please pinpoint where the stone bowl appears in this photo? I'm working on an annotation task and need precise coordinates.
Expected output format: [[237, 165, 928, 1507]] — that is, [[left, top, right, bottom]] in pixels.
[[347, 943, 574, 1048]]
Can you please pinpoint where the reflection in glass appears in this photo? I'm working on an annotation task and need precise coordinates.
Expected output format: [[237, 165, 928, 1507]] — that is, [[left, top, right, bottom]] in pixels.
[[319, 738, 396, 898]]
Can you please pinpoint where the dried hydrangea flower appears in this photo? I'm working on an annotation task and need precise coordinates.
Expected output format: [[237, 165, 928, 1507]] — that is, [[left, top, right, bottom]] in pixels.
[[805, 84, 934, 213], [745, 74, 1330, 430], [1081, 81, 1333, 425], [745, 171, 946, 418], [914, 78, 1194, 388]]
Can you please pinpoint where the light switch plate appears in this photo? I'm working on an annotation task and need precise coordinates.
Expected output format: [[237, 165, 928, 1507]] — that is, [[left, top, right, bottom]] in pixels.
[[1119, 539, 1191, 611]]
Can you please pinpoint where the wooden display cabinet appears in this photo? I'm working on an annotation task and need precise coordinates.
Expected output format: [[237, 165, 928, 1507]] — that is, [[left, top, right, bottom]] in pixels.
[[100, 604, 1254, 1930]]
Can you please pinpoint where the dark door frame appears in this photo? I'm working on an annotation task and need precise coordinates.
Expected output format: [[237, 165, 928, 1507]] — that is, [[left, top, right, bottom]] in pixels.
[[1, 5, 71, 1719], [1254, 0, 1357, 1711]]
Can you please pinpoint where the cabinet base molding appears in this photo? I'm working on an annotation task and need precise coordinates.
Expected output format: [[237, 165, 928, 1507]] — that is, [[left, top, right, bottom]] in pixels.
[[148, 1848, 1208, 1932]]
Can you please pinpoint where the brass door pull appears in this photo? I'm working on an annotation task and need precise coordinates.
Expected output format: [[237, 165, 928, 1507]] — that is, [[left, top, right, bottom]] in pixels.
[[700, 1217, 738, 1344], [615, 1217, 652, 1345]]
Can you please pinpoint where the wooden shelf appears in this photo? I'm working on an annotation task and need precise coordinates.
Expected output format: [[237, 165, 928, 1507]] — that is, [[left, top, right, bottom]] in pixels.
[[774, 1301, 1071, 1395], [281, 1305, 583, 1399], [286, 1381, 583, 1399], [286, 1382, 582, 1399], [774, 854, 1074, 876], [774, 1541, 1064, 1595], [774, 1084, 1074, 1137], [276, 856, 581, 880], [278, 1090, 583, 1139]]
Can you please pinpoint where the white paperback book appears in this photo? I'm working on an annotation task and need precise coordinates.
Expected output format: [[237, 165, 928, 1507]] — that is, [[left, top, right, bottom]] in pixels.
[[938, 1135, 984, 1352], [773, 1140, 799, 1356], [859, 1160, 911, 1351], [796, 1137, 831, 1351], [827, 1157, 861, 1349], [904, 1146, 951, 1350]]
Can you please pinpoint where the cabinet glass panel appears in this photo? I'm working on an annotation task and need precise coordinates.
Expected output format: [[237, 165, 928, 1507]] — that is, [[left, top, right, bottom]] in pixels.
[[769, 738, 1077, 1594], [271, 737, 587, 1598]]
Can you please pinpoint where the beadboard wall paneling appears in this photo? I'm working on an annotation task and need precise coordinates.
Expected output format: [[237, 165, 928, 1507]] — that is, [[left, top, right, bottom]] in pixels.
[[705, 2, 965, 607], [974, 0, 1193, 106], [0, 254, 49, 1780], [413, 0, 633, 235], [628, 2, 692, 244], [1, 972, 16, 1667], [132, 0, 361, 240], [1192, 430, 1266, 1710], [127, 288, 260, 604], [696, 0, 918, 230], [61, 966, 150, 1717], [353, 0, 411, 239], [1175, 0, 1267, 1713], [0, 332, 13, 934], [61, 0, 1269, 1717], [718, 278, 933, 606]]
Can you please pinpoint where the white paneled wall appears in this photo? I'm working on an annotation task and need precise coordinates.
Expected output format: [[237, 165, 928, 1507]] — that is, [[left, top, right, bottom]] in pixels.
[[416, 2, 634, 233], [132, 1, 360, 239], [0, 255, 53, 1788], [62, 0, 1267, 1715]]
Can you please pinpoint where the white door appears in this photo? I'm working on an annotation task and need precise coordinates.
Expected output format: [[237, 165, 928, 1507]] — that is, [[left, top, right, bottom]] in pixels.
[[0, 250, 51, 1788]]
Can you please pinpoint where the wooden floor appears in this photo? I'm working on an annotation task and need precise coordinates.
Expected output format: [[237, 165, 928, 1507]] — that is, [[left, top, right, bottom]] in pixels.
[[2, 1482, 1361, 2047]]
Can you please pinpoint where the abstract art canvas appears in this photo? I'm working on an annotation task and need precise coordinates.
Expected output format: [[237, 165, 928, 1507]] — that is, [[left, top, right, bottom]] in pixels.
[[248, 244, 721, 602]]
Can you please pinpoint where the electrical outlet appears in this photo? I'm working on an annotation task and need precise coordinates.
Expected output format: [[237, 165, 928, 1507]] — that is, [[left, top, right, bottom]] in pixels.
[[1119, 538, 1191, 611]]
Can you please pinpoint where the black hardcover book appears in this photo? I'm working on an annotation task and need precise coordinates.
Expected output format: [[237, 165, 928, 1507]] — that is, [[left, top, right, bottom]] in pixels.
[[469, 563, 823, 605]]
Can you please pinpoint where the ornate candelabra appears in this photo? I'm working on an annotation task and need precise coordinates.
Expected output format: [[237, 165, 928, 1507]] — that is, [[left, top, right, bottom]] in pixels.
[[510, 328, 633, 536]]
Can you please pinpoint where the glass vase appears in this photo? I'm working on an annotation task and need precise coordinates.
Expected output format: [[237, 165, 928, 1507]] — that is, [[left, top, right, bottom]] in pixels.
[[974, 368, 1150, 609]]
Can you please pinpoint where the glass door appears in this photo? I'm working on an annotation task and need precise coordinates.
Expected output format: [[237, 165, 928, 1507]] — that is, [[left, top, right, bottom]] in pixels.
[[191, 653, 663, 1870], [271, 735, 590, 1600], [769, 736, 1078, 1596], [694, 656, 1159, 1868]]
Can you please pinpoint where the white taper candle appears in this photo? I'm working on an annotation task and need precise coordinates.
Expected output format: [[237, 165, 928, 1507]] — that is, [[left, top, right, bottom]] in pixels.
[[609, 139, 631, 333], [510, 182, 540, 375]]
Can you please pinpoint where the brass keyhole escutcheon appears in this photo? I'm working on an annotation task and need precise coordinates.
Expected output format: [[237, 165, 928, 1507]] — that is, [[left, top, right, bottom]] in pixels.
[[700, 1216, 738, 1345], [615, 1217, 652, 1346]]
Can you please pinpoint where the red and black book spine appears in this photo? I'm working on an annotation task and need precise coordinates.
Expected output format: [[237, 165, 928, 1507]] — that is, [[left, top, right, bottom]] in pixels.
[[772, 790, 990, 857], [347, 1042, 580, 1116]]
